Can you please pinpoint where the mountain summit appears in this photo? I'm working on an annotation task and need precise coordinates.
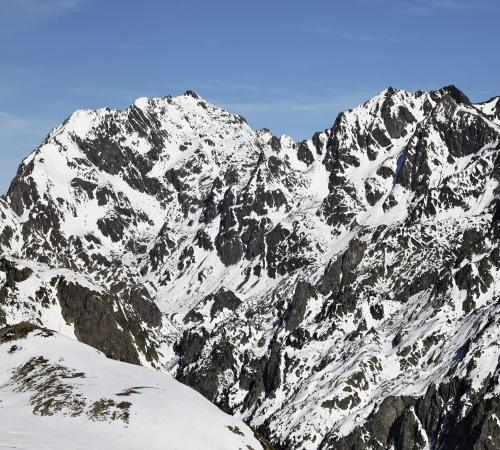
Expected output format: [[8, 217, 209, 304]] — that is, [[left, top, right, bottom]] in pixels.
[[1, 86, 500, 449]]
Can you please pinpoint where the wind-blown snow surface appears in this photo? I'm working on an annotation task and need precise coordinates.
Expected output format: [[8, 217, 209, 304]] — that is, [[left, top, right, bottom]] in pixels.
[[1, 86, 500, 449], [0, 324, 263, 450]]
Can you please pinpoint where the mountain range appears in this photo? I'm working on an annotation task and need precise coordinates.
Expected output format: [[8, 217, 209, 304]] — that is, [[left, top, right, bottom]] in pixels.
[[1, 85, 500, 449]]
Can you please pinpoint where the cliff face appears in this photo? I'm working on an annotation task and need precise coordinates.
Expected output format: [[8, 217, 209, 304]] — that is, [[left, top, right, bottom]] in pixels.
[[1, 86, 500, 449]]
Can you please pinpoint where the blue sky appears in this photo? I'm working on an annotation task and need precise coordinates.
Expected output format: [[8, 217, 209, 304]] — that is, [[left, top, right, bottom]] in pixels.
[[0, 0, 499, 193]]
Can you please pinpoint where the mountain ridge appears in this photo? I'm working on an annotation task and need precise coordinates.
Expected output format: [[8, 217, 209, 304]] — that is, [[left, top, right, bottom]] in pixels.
[[1, 85, 500, 449]]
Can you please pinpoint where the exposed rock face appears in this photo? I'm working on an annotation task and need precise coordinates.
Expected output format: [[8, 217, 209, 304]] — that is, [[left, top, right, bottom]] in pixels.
[[1, 86, 500, 449], [0, 321, 53, 342], [56, 279, 141, 364], [209, 288, 242, 319], [0, 257, 32, 287], [284, 281, 316, 331], [322, 377, 500, 450]]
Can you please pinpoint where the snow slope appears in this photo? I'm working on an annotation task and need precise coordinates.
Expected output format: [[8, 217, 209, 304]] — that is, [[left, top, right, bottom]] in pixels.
[[0, 323, 264, 450]]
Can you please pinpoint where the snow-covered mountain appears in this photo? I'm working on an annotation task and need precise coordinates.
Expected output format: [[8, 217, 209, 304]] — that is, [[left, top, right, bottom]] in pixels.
[[0, 322, 265, 450], [1, 86, 500, 449]]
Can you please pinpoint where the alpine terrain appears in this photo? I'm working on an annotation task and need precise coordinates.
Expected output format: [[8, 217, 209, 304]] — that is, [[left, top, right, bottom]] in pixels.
[[1, 86, 500, 449]]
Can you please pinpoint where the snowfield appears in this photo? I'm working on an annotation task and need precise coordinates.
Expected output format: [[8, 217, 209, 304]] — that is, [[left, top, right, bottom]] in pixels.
[[0, 324, 264, 450]]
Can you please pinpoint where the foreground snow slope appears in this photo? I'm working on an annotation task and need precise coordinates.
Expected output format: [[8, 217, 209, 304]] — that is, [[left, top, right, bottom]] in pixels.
[[0, 323, 264, 450]]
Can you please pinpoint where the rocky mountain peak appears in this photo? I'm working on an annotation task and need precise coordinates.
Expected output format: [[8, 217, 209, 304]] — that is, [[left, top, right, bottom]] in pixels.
[[436, 84, 471, 105], [183, 89, 201, 99], [1, 86, 500, 449]]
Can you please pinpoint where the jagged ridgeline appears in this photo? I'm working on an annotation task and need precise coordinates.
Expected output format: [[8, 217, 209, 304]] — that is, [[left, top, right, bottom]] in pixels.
[[1, 87, 500, 449]]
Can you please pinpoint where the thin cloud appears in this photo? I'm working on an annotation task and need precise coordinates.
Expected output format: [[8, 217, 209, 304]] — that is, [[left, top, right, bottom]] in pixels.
[[189, 80, 283, 95], [67, 86, 151, 103], [120, 44, 150, 51], [0, 112, 32, 136], [296, 25, 400, 43], [0, 0, 85, 16], [218, 91, 374, 116], [385, 0, 488, 14], [422, 0, 485, 8], [431, 0, 474, 7], [0, 87, 17, 98], [0, 112, 50, 137], [0, 0, 86, 30], [220, 99, 340, 114]]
